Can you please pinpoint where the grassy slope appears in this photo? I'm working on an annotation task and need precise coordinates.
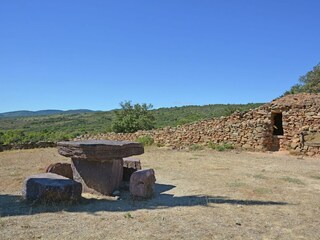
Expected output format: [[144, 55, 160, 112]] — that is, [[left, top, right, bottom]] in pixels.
[[0, 103, 263, 144]]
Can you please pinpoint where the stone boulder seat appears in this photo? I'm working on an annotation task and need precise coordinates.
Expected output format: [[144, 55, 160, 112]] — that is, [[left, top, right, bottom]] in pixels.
[[130, 169, 156, 199], [22, 173, 82, 202]]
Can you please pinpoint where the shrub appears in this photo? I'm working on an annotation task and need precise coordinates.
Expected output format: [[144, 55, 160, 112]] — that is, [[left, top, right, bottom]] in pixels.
[[284, 63, 320, 95], [208, 142, 234, 151], [136, 135, 154, 146], [111, 101, 155, 133]]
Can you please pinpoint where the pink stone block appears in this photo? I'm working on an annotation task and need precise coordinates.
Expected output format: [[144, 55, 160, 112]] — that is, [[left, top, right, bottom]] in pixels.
[[130, 169, 156, 199]]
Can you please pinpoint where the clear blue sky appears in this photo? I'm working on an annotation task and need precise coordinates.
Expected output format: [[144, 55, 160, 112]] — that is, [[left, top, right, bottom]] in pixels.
[[1, 0, 319, 112]]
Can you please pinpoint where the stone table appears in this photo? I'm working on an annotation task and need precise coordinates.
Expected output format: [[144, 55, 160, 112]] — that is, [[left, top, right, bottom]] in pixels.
[[57, 140, 144, 195]]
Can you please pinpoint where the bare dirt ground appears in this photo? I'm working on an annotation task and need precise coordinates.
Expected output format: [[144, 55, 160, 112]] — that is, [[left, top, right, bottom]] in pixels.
[[0, 147, 320, 240]]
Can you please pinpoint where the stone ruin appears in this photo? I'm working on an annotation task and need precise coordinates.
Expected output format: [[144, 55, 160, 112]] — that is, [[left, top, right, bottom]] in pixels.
[[76, 93, 320, 156], [23, 140, 156, 202]]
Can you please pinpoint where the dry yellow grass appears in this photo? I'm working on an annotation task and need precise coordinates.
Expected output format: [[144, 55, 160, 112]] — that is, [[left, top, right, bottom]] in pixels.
[[1, 147, 320, 239]]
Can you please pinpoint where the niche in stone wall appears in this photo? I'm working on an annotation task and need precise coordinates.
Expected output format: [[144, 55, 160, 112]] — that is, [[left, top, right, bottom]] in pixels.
[[272, 112, 284, 135]]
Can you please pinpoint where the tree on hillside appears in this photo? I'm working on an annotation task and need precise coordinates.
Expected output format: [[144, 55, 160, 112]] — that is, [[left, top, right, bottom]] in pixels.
[[284, 63, 320, 95], [111, 101, 155, 133]]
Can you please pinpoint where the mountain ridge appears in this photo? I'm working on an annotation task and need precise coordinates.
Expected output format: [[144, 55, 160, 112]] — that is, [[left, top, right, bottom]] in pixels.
[[0, 109, 97, 118]]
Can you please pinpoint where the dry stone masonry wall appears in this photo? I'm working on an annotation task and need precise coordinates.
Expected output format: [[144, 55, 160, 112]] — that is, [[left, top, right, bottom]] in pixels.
[[75, 93, 320, 156]]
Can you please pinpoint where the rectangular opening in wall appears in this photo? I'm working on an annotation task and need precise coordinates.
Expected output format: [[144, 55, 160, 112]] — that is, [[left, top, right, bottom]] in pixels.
[[272, 112, 284, 135]]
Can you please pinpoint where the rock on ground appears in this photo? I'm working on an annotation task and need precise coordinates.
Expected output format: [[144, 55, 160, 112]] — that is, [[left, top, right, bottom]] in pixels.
[[130, 169, 156, 199], [22, 173, 82, 202]]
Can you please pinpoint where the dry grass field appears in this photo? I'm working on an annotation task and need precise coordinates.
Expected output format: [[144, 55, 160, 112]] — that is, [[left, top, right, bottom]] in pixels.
[[1, 147, 320, 239]]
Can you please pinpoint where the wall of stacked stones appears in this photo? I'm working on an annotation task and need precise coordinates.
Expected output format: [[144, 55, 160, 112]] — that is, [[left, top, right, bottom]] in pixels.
[[273, 104, 320, 156], [76, 102, 320, 156], [77, 107, 274, 151]]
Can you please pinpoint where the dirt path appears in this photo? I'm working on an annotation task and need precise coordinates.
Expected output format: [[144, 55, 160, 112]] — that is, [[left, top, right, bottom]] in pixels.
[[1, 147, 320, 239]]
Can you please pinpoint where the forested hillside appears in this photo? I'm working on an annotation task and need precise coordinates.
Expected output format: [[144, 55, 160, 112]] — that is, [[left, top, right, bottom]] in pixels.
[[0, 103, 262, 145]]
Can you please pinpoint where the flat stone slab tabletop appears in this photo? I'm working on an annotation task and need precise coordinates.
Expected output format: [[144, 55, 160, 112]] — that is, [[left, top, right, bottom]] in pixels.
[[57, 140, 144, 195], [57, 140, 144, 161]]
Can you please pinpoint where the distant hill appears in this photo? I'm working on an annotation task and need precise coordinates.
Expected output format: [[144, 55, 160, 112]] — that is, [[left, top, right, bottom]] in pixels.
[[0, 103, 264, 145], [0, 109, 96, 118]]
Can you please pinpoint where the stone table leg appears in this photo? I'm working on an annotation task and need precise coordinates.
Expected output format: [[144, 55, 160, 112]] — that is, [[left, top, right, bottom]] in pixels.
[[71, 158, 123, 195]]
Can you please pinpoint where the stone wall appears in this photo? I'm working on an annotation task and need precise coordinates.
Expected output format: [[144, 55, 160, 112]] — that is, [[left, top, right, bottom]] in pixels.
[[76, 110, 273, 150], [76, 93, 320, 156], [261, 94, 320, 156], [0, 141, 56, 152]]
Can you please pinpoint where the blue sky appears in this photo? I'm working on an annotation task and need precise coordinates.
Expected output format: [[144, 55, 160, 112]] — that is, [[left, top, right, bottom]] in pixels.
[[0, 0, 319, 112]]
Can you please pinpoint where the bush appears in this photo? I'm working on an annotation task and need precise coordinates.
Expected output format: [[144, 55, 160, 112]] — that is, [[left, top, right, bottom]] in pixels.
[[136, 135, 154, 146], [111, 101, 155, 133], [284, 63, 320, 95]]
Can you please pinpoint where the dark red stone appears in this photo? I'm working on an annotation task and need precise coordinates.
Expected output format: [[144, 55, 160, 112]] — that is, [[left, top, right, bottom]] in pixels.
[[57, 140, 144, 196], [71, 158, 123, 195], [46, 163, 73, 179], [22, 173, 82, 202], [57, 140, 144, 161]]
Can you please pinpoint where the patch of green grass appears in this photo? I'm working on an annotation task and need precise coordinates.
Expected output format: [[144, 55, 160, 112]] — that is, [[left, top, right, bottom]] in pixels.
[[281, 176, 305, 185], [208, 142, 234, 151], [189, 144, 204, 151], [136, 135, 154, 146], [124, 212, 134, 219], [253, 188, 273, 194], [310, 175, 320, 180]]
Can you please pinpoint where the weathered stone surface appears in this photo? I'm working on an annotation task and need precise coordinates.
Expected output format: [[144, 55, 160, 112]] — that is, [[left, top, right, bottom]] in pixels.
[[46, 163, 73, 179], [130, 169, 156, 199], [57, 140, 144, 161], [71, 158, 123, 195], [22, 173, 82, 202], [123, 157, 141, 181]]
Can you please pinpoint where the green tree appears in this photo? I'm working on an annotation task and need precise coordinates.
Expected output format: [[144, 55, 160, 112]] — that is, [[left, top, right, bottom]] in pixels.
[[285, 63, 320, 95], [111, 101, 155, 133]]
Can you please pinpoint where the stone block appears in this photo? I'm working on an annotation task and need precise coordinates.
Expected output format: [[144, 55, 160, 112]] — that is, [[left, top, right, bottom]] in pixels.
[[123, 157, 141, 181], [57, 140, 144, 161], [46, 163, 73, 179], [130, 169, 156, 199], [22, 173, 82, 202], [71, 158, 123, 195]]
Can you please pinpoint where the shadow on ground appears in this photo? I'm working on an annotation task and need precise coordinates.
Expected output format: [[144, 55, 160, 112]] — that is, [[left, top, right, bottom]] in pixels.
[[0, 183, 288, 217]]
